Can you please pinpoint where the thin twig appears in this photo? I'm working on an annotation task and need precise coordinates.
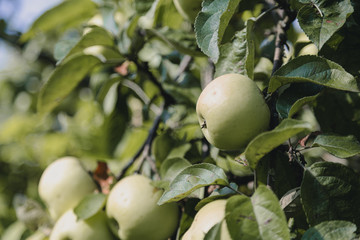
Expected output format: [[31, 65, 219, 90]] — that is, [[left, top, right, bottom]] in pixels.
[[255, 5, 280, 22], [116, 110, 163, 180], [227, 185, 245, 195], [133, 58, 175, 106]]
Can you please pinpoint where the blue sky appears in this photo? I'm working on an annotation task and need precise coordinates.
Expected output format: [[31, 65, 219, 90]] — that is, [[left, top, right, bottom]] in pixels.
[[0, 0, 61, 69], [0, 0, 61, 32]]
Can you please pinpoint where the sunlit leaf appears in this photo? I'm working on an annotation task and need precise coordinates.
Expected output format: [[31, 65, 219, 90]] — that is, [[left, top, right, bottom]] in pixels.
[[251, 186, 290, 240], [297, 0, 354, 49], [226, 186, 290, 240], [312, 134, 360, 158], [74, 193, 107, 220], [37, 54, 102, 114], [60, 26, 117, 62], [195, 0, 242, 63], [269, 56, 359, 93], [158, 163, 229, 205], [216, 18, 255, 79], [245, 119, 312, 169], [20, 0, 97, 42]]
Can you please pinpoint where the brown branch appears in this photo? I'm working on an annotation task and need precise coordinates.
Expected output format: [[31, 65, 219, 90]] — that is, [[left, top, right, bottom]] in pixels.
[[271, 8, 296, 75]]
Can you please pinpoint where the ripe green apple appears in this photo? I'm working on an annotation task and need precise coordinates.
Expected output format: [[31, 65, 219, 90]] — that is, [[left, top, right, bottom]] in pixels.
[[106, 174, 179, 240], [182, 199, 231, 240], [196, 73, 270, 150], [298, 43, 318, 56], [173, 0, 202, 23], [38, 156, 97, 220], [50, 209, 115, 240]]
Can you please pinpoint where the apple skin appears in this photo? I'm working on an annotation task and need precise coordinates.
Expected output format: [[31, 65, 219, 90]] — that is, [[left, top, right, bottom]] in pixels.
[[196, 73, 270, 151], [38, 156, 97, 220], [50, 210, 115, 240], [298, 43, 318, 56], [182, 200, 231, 240], [106, 174, 179, 240], [173, 0, 202, 23]]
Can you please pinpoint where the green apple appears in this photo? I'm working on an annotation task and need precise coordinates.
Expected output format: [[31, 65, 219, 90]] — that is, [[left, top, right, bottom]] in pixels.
[[38, 156, 97, 220], [50, 209, 115, 240], [106, 174, 179, 240], [173, 0, 202, 23], [196, 73, 270, 150], [182, 199, 231, 240], [298, 43, 318, 56]]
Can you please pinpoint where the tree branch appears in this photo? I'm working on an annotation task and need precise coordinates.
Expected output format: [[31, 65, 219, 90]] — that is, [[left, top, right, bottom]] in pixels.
[[271, 5, 297, 75]]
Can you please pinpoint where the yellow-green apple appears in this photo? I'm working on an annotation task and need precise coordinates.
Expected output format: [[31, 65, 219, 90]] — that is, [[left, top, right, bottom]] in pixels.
[[182, 199, 231, 240], [50, 210, 114, 240], [173, 0, 202, 23], [298, 43, 318, 56], [106, 174, 179, 240], [196, 73, 270, 150], [38, 156, 97, 220]]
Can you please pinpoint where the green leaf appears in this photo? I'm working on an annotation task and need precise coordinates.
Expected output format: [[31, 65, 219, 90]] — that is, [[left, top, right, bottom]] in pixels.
[[20, 0, 98, 42], [157, 163, 229, 205], [268, 55, 359, 93], [251, 186, 290, 240], [160, 157, 192, 182], [226, 195, 260, 240], [146, 28, 203, 57], [313, 90, 360, 140], [134, 0, 154, 14], [215, 18, 256, 79], [195, 0, 242, 63], [245, 119, 312, 169], [297, 0, 354, 49], [301, 161, 360, 227], [204, 221, 223, 240], [226, 186, 290, 240], [301, 220, 356, 240], [74, 193, 107, 221], [177, 198, 200, 239], [276, 83, 323, 118], [37, 54, 102, 114], [61, 26, 117, 62], [312, 134, 360, 158]]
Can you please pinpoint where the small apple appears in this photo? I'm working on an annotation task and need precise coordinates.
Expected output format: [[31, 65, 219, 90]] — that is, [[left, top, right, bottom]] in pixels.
[[196, 73, 270, 150], [173, 0, 202, 23], [49, 209, 115, 240], [182, 199, 231, 240], [106, 174, 179, 240], [38, 156, 97, 220]]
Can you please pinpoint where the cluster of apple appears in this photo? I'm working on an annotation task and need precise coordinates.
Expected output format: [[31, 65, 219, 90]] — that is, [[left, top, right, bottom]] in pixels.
[[38, 156, 178, 240], [38, 72, 270, 240], [38, 157, 232, 240]]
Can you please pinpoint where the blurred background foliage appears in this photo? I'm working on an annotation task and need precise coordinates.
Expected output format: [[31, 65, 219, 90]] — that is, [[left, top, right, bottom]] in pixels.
[[1, 0, 360, 238], [0, 0, 118, 236], [0, 0, 204, 236]]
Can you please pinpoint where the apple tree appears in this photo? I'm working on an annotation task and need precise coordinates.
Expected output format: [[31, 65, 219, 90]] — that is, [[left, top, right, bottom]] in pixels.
[[1, 0, 360, 239]]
